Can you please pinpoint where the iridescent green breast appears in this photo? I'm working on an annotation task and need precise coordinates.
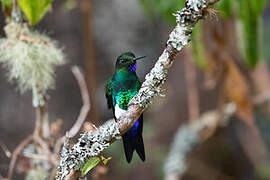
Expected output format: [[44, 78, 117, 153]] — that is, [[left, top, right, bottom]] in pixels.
[[114, 90, 138, 110], [110, 69, 141, 110]]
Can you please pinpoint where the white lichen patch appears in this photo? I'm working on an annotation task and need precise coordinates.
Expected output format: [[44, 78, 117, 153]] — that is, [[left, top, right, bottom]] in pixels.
[[129, 50, 169, 107], [56, 120, 121, 180], [168, 25, 191, 51], [174, 0, 206, 25], [186, 0, 207, 12], [0, 22, 65, 106]]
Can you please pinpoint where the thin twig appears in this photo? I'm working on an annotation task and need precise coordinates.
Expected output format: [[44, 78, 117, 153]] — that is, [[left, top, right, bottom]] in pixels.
[[8, 135, 33, 180], [23, 153, 48, 161], [0, 141, 11, 158], [69, 66, 91, 137], [53, 66, 90, 154], [50, 66, 91, 179], [33, 135, 50, 154], [54, 136, 65, 155], [253, 93, 270, 105], [34, 103, 50, 139]]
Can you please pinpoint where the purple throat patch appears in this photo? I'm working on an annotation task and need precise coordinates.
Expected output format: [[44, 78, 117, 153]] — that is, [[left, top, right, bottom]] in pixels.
[[128, 64, 137, 72]]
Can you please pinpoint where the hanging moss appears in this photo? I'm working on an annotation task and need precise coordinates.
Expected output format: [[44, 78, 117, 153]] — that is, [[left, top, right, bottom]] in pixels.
[[0, 22, 65, 106]]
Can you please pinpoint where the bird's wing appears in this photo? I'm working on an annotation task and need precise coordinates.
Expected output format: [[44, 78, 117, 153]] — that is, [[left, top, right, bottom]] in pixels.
[[105, 77, 113, 109]]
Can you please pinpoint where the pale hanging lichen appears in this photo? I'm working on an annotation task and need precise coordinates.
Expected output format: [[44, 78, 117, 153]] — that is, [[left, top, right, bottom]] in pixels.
[[0, 22, 65, 106]]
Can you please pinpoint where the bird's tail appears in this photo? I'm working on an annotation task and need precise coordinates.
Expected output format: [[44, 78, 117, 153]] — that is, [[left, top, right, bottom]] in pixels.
[[122, 134, 145, 163]]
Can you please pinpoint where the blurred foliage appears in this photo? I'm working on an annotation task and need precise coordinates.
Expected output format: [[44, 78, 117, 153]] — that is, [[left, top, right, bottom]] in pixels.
[[18, 0, 53, 26], [263, 21, 270, 60], [1, 0, 12, 16], [0, 0, 53, 26], [1, 0, 12, 9], [216, 0, 235, 18], [237, 0, 267, 68], [191, 22, 206, 69], [140, 0, 268, 69], [61, 0, 77, 12], [140, 0, 185, 24]]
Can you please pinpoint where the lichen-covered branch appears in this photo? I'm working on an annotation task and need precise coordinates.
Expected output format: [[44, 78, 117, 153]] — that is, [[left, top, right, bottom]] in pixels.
[[56, 0, 220, 179], [163, 103, 236, 180]]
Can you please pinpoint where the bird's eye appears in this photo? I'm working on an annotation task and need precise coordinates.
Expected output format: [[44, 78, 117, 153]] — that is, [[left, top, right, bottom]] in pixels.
[[120, 59, 126, 63]]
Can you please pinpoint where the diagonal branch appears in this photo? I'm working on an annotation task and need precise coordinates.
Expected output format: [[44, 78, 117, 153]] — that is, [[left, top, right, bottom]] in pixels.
[[56, 0, 220, 179]]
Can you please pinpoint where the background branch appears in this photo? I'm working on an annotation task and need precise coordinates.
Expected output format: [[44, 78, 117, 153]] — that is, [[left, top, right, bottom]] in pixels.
[[163, 93, 270, 179], [69, 66, 91, 138], [163, 103, 236, 180], [7, 135, 33, 180], [0, 141, 11, 158]]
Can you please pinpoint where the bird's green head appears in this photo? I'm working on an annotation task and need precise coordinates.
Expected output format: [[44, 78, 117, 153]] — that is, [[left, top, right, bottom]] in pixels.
[[116, 52, 146, 72]]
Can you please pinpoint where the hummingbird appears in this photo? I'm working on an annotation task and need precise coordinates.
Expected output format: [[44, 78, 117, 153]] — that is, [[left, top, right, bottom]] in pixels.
[[105, 52, 146, 163]]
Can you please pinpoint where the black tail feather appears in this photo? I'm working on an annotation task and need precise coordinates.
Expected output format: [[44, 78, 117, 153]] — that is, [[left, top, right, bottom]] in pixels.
[[135, 134, 145, 161], [123, 134, 134, 163], [122, 134, 145, 163]]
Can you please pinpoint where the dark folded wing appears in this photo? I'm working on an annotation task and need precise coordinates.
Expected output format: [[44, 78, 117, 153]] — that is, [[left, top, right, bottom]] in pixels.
[[105, 78, 113, 109]]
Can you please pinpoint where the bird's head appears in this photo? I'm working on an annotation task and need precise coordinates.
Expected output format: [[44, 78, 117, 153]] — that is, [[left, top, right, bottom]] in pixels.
[[116, 52, 146, 72]]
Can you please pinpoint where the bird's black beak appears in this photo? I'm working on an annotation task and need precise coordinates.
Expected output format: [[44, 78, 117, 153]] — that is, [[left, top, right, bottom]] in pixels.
[[134, 55, 146, 61]]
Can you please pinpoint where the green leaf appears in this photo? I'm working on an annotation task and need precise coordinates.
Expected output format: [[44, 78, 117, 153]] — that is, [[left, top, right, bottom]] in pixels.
[[1, 0, 12, 8], [101, 156, 112, 165], [239, 17, 261, 68], [140, 0, 185, 24], [18, 0, 53, 26], [238, 0, 267, 19], [249, 0, 267, 15], [82, 157, 100, 176], [140, 0, 155, 20], [1, 0, 12, 17]]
